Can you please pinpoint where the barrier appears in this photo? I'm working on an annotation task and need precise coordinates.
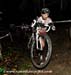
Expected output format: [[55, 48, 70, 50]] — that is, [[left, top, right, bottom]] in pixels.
[[54, 20, 71, 23]]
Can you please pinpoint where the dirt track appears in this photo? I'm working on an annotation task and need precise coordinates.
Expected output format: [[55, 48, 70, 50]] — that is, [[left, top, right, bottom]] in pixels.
[[1, 26, 71, 75], [27, 27, 71, 75]]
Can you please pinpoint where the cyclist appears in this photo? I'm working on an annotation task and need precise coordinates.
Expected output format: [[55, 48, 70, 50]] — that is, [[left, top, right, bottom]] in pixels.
[[31, 8, 55, 50]]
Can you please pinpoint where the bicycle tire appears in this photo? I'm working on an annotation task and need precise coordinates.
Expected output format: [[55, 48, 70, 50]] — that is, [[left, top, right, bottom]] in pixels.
[[30, 34, 52, 69]]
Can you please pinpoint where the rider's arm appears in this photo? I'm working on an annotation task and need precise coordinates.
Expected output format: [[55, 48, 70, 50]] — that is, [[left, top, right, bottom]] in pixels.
[[31, 17, 42, 29], [47, 18, 56, 31], [31, 16, 40, 28], [45, 18, 55, 32], [31, 19, 37, 28], [48, 23, 56, 31]]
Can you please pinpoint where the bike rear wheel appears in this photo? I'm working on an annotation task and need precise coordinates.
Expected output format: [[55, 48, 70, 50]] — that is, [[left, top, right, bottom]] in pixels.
[[31, 34, 52, 69]]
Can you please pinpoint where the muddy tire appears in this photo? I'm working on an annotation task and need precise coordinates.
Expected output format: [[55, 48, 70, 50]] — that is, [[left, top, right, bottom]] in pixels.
[[30, 34, 52, 69]]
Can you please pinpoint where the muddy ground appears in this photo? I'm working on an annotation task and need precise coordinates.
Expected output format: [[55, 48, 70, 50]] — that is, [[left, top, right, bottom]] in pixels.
[[28, 27, 71, 75]]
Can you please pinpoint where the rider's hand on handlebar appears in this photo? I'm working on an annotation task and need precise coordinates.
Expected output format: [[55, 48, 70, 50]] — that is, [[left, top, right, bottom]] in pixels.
[[51, 25, 56, 31]]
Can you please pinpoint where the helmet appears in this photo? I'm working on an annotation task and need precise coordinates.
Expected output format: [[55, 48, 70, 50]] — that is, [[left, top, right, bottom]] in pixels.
[[41, 8, 50, 14]]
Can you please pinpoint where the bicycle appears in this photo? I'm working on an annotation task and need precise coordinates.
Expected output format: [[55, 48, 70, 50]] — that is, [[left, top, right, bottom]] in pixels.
[[28, 20, 55, 69]]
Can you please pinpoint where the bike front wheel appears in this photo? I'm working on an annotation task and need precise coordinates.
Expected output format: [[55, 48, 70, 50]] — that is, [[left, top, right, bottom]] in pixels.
[[31, 34, 52, 69]]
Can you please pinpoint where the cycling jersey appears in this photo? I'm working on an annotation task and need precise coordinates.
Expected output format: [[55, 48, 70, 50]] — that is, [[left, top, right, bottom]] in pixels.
[[31, 16, 53, 27], [37, 17, 53, 25]]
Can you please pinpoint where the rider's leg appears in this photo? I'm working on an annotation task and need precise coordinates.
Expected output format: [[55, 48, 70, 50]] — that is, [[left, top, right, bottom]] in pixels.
[[39, 37, 45, 50], [37, 28, 46, 50]]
